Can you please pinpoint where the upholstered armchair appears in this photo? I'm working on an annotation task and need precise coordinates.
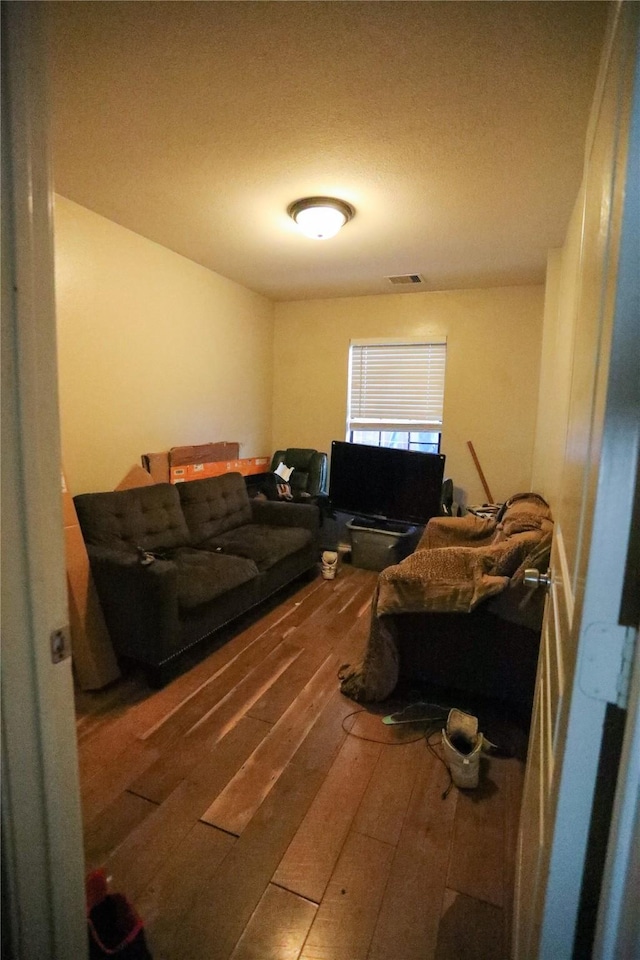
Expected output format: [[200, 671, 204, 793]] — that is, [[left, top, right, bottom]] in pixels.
[[269, 448, 328, 500]]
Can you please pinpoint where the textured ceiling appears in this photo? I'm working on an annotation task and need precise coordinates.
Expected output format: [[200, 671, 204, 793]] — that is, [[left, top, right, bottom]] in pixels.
[[46, 1, 608, 301]]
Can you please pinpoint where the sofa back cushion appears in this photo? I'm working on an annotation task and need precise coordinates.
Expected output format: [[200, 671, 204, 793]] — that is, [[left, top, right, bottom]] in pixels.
[[74, 483, 190, 553], [177, 473, 252, 544]]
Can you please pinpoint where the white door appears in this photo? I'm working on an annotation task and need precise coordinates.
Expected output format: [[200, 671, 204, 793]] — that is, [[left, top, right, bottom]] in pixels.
[[513, 5, 639, 958]]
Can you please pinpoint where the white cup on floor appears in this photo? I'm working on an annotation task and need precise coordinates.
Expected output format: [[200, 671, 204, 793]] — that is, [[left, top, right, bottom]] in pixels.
[[321, 551, 338, 580]]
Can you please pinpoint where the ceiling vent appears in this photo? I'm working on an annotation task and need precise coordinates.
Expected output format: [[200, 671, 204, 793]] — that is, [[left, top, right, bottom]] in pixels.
[[386, 274, 424, 285]]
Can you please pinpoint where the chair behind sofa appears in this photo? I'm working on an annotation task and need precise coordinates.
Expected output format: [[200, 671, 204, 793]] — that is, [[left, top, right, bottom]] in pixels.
[[269, 448, 328, 499]]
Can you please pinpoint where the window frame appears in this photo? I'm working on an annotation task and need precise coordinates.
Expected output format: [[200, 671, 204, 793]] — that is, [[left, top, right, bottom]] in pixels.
[[346, 338, 446, 452]]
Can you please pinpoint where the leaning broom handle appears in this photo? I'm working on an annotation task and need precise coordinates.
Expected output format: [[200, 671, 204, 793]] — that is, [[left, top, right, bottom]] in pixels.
[[467, 441, 494, 503]]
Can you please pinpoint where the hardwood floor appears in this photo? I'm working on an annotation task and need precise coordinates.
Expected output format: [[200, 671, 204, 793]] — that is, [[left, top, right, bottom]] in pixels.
[[76, 562, 529, 960]]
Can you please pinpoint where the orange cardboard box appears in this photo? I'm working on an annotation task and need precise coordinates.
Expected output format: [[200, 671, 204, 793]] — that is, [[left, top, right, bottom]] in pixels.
[[171, 457, 271, 483], [244, 457, 271, 475], [186, 461, 227, 479], [172, 461, 230, 482]]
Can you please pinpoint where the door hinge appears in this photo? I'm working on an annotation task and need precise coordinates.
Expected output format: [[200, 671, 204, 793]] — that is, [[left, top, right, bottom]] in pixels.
[[579, 622, 635, 707], [616, 627, 637, 709], [50, 625, 71, 664]]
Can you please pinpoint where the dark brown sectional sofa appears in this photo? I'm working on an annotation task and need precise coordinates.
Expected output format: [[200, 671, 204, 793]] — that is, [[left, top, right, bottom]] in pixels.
[[74, 472, 320, 683]]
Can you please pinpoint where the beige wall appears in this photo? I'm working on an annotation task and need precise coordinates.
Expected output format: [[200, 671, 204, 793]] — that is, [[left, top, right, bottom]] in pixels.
[[273, 286, 544, 506], [54, 197, 274, 495], [531, 0, 634, 552], [531, 191, 585, 507], [55, 197, 545, 506]]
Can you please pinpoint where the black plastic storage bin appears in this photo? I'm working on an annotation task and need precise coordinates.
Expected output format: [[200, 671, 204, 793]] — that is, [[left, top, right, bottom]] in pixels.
[[347, 519, 420, 572]]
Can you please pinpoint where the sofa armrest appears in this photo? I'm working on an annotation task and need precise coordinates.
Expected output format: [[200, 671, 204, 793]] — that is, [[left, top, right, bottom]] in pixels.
[[86, 546, 182, 663], [485, 530, 552, 630], [250, 498, 320, 533], [486, 579, 547, 631]]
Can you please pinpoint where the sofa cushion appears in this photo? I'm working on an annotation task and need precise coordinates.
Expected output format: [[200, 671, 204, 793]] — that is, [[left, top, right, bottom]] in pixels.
[[177, 473, 252, 543], [169, 548, 258, 610], [199, 523, 313, 571], [74, 483, 190, 553]]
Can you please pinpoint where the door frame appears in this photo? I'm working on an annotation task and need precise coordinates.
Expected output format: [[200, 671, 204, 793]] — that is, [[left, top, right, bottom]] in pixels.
[[592, 24, 640, 954], [1, 3, 87, 957]]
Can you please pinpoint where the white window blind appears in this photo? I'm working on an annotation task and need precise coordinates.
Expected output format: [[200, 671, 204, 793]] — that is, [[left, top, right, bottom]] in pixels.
[[348, 340, 446, 432]]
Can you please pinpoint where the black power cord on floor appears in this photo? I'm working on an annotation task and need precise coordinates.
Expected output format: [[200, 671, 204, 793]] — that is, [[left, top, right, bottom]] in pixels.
[[341, 702, 455, 798]]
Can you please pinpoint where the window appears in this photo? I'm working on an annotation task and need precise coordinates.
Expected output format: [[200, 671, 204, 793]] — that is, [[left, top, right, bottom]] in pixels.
[[347, 340, 446, 454]]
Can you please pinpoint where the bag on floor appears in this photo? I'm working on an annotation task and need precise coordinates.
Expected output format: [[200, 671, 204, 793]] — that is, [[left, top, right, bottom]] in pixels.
[[86, 869, 153, 959]]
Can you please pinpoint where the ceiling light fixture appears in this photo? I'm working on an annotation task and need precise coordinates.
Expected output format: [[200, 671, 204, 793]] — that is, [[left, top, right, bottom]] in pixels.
[[288, 196, 355, 239]]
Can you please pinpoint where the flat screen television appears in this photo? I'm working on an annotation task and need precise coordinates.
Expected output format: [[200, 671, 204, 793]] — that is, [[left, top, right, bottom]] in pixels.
[[329, 440, 445, 527]]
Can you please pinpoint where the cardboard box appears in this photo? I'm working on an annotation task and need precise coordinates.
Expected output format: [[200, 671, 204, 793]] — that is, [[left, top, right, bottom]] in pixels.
[[62, 471, 120, 690], [141, 451, 170, 483], [62, 471, 79, 527], [116, 464, 157, 491], [185, 461, 229, 479], [244, 457, 271, 474], [144, 441, 270, 485], [170, 456, 271, 484], [169, 441, 240, 467]]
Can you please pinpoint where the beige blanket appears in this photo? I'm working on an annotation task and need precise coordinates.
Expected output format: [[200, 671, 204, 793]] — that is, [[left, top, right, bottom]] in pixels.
[[340, 494, 553, 702]]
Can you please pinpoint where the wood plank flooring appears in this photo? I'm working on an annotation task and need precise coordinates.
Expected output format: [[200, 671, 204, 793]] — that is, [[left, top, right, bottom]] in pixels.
[[76, 562, 529, 960]]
